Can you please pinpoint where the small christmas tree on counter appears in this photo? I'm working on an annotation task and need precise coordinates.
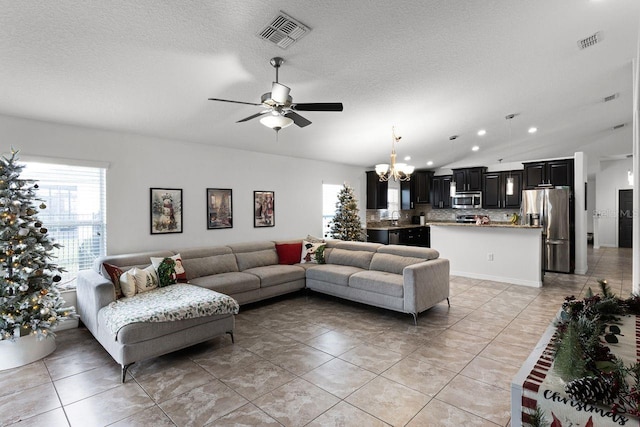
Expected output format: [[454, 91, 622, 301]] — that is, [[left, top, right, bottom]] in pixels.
[[329, 184, 365, 241], [0, 150, 73, 341]]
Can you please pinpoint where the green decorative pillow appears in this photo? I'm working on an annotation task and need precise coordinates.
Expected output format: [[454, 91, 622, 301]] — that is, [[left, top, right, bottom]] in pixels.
[[150, 253, 188, 286], [155, 257, 177, 287]]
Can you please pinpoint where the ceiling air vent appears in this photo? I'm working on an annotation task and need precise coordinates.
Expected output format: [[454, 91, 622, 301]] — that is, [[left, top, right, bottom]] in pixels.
[[258, 11, 311, 49], [613, 123, 626, 130], [604, 93, 619, 103], [577, 31, 602, 50]]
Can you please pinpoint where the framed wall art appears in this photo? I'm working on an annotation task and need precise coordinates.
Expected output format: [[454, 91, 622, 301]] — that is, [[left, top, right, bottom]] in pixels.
[[254, 190, 275, 227], [206, 188, 233, 229], [150, 188, 183, 234]]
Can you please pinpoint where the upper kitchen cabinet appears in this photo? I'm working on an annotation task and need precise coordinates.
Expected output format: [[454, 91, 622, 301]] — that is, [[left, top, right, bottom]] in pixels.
[[452, 167, 486, 192], [401, 170, 433, 209], [523, 159, 574, 189], [482, 170, 523, 209], [430, 175, 452, 209], [366, 171, 388, 209], [413, 170, 433, 204]]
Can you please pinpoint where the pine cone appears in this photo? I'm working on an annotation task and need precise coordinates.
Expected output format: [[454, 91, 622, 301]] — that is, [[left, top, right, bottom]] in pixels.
[[565, 376, 615, 404]]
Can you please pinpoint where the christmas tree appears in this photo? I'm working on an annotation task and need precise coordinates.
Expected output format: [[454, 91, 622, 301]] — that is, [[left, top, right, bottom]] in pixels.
[[0, 150, 73, 341], [329, 184, 365, 241]]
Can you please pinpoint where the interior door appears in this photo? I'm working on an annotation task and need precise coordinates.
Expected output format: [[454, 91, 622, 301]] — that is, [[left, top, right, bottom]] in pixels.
[[619, 189, 633, 248]]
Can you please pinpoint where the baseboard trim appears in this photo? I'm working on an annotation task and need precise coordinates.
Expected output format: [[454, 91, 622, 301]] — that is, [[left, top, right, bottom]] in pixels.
[[450, 270, 542, 288]]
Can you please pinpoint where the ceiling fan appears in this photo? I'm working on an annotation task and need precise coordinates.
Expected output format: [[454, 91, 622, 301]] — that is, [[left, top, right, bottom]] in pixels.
[[208, 57, 343, 132]]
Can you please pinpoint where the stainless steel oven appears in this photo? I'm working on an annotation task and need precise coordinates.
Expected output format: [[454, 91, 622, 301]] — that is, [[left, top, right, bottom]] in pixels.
[[451, 192, 482, 209]]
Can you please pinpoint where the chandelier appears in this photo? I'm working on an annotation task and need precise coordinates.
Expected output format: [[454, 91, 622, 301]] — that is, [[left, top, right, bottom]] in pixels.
[[375, 127, 415, 182]]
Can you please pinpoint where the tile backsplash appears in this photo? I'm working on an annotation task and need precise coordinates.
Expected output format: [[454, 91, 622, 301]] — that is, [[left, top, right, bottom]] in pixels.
[[366, 204, 521, 225], [427, 208, 520, 223]]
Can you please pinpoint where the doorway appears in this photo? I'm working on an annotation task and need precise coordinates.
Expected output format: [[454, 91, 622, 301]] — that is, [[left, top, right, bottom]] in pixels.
[[619, 189, 633, 248]]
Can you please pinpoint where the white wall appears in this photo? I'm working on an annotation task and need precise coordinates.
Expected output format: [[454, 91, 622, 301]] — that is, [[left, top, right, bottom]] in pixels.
[[574, 152, 588, 275], [0, 114, 366, 254], [587, 176, 596, 234], [595, 157, 633, 248]]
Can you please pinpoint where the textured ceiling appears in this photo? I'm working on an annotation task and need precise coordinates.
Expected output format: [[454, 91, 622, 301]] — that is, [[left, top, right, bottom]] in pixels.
[[0, 1, 638, 174]]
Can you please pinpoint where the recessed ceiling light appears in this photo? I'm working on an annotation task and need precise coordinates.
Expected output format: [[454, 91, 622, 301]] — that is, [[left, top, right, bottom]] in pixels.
[[472, 145, 480, 151], [528, 127, 538, 134], [404, 156, 411, 161], [477, 129, 486, 136], [426, 161, 433, 166]]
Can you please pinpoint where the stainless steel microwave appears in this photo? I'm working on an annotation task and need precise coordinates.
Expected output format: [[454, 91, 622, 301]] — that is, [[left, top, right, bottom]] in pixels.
[[452, 192, 482, 209]]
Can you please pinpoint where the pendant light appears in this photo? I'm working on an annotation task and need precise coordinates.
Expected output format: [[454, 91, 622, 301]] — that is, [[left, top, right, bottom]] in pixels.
[[449, 135, 458, 197], [505, 114, 516, 196]]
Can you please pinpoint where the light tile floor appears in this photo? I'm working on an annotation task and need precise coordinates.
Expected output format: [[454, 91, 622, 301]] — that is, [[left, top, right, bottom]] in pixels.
[[0, 247, 632, 426]]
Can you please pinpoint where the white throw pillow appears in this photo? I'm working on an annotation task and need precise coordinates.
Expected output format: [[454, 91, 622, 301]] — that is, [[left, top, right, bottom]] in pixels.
[[134, 265, 159, 294], [119, 269, 137, 298]]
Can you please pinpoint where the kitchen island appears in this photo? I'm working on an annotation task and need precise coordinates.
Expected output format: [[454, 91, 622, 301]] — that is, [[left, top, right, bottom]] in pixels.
[[430, 222, 543, 287]]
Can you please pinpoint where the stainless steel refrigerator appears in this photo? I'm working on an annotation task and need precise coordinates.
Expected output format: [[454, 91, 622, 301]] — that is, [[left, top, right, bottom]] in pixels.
[[522, 188, 572, 273]]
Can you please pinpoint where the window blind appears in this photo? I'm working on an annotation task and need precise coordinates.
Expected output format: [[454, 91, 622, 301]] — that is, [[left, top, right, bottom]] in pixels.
[[21, 161, 107, 284]]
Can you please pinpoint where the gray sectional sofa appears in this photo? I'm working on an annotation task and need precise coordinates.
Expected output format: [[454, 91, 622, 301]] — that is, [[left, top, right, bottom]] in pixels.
[[307, 241, 450, 323], [77, 239, 449, 381]]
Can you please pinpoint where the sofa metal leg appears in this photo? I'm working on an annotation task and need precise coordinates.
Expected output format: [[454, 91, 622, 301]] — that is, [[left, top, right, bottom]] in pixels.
[[226, 331, 235, 344], [411, 313, 417, 326], [121, 363, 132, 383], [447, 297, 450, 307]]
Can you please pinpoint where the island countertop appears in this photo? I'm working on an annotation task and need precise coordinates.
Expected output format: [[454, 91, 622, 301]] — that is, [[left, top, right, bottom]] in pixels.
[[428, 222, 541, 229], [365, 224, 428, 231]]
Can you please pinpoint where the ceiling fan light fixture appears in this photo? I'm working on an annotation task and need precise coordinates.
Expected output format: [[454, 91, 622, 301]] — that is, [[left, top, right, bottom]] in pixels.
[[260, 114, 294, 130]]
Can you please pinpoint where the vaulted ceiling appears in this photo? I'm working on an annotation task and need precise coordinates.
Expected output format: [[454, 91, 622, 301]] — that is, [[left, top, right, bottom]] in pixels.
[[1, 1, 638, 174]]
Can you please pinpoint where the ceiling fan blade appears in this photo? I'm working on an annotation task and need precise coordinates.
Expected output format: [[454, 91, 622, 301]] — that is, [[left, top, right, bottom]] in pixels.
[[270, 82, 291, 104], [236, 110, 269, 123], [285, 111, 312, 128], [208, 97, 262, 106], [290, 102, 343, 112]]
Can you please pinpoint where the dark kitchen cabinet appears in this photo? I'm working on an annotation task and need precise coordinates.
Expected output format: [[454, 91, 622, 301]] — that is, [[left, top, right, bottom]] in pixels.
[[414, 170, 433, 204], [366, 229, 389, 244], [400, 180, 412, 210], [401, 170, 433, 209], [366, 171, 388, 209], [523, 159, 574, 189], [452, 167, 486, 192], [482, 170, 523, 209], [430, 175, 452, 209], [400, 226, 430, 247]]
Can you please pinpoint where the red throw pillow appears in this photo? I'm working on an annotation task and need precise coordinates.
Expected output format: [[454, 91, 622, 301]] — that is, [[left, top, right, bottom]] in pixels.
[[276, 242, 303, 265], [103, 262, 124, 299]]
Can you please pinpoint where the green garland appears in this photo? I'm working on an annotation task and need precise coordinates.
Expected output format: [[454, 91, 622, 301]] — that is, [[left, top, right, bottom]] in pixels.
[[554, 279, 640, 416]]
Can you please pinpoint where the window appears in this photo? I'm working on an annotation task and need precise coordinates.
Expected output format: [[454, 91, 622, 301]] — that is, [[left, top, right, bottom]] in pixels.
[[322, 184, 342, 239], [387, 187, 400, 216], [22, 161, 107, 285]]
